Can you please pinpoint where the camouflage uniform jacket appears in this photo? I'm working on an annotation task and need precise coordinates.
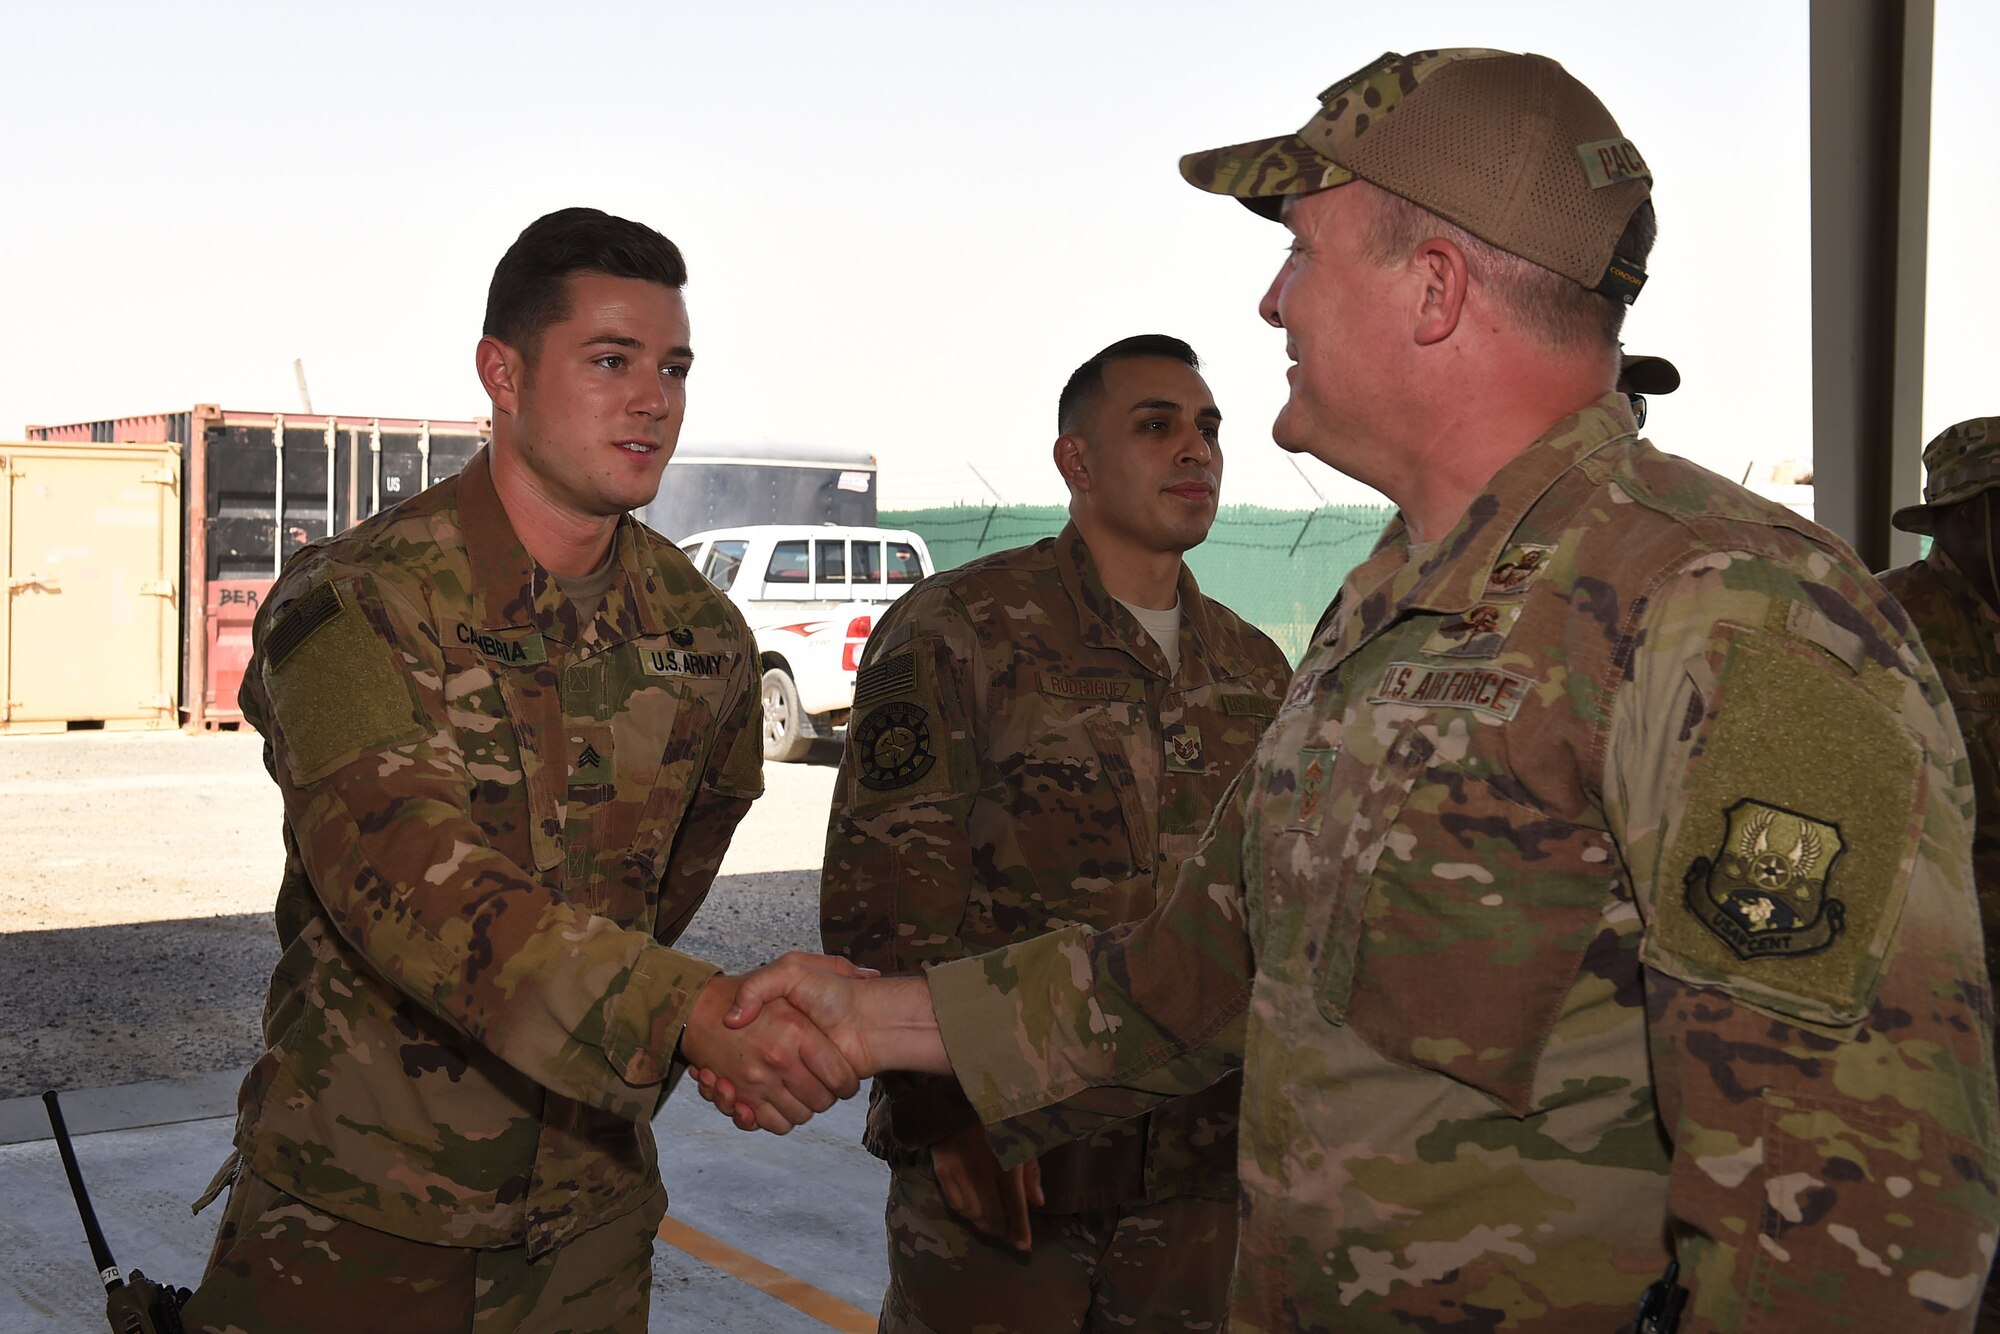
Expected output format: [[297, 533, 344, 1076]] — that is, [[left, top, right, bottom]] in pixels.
[[929, 397, 2000, 1330], [824, 524, 1290, 1210], [227, 449, 764, 1257], [1881, 548, 2000, 1010]]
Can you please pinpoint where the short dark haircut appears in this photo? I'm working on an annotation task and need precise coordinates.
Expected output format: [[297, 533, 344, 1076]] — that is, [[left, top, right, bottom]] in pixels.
[[1058, 334, 1201, 435], [483, 207, 688, 355]]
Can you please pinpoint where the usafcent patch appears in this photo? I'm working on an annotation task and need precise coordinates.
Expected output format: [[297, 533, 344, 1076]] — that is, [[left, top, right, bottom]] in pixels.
[[1684, 799, 1846, 960], [854, 700, 937, 791]]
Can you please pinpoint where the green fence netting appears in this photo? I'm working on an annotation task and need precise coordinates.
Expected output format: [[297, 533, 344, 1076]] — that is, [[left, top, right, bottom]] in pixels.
[[880, 503, 1395, 662]]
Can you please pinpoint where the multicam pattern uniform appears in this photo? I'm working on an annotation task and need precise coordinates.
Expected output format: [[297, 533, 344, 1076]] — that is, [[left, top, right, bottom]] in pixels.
[[928, 397, 2000, 1331], [823, 525, 1290, 1326], [217, 450, 762, 1257], [1882, 547, 2000, 1017]]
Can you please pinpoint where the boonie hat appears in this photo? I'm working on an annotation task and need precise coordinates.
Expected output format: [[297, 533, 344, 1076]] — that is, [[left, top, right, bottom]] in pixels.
[[1617, 353, 1680, 397], [1180, 49, 1653, 304], [1891, 416, 2000, 535]]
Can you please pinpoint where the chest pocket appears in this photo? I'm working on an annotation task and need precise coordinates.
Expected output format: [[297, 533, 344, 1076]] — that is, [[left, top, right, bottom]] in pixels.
[[586, 666, 714, 927], [1003, 692, 1157, 920], [1339, 754, 1619, 1116]]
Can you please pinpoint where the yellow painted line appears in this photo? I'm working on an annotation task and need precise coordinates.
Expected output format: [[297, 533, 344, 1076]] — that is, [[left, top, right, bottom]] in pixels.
[[655, 1214, 875, 1332]]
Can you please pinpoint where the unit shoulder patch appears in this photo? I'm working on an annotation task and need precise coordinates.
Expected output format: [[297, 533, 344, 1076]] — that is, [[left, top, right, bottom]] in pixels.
[[1683, 799, 1847, 959], [1641, 626, 1922, 1028], [854, 700, 937, 791]]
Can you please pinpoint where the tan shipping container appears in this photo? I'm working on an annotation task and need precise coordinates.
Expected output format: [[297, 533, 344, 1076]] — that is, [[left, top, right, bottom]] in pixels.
[[1, 440, 181, 732]]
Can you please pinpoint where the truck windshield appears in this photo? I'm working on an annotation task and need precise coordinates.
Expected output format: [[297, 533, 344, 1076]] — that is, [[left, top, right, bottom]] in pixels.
[[702, 540, 748, 592]]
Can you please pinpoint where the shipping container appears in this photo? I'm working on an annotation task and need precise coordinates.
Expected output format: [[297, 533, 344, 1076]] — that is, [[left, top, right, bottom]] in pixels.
[[26, 407, 489, 728], [640, 442, 878, 541], [1, 441, 181, 732]]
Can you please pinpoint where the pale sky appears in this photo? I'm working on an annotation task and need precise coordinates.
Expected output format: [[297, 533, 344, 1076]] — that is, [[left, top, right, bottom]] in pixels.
[[4, 2, 1993, 512]]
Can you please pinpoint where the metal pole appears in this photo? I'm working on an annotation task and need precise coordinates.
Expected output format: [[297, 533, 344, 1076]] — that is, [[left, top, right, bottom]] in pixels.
[[272, 413, 286, 579], [323, 415, 336, 539], [418, 420, 432, 492], [369, 420, 382, 516], [1810, 0, 1934, 571]]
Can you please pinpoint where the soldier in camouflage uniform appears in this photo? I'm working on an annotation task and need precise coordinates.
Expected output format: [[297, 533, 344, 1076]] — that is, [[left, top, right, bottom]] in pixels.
[[822, 335, 1291, 1332], [181, 208, 860, 1334], [1882, 416, 2000, 1331], [714, 50, 2000, 1331]]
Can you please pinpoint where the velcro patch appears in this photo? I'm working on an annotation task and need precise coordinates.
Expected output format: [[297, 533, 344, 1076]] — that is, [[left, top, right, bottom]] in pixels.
[[1221, 692, 1278, 719], [854, 700, 937, 791], [1041, 674, 1142, 703], [1422, 602, 1524, 659], [264, 581, 427, 786], [639, 647, 732, 678], [1370, 661, 1531, 720], [1577, 137, 1650, 188], [1164, 723, 1204, 773], [453, 622, 547, 666], [1643, 628, 1920, 1027], [855, 650, 916, 709], [1485, 545, 1556, 597], [266, 582, 343, 669]]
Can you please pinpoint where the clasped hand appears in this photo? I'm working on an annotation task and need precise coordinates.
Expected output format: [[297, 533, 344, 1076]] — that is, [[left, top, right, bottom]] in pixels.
[[677, 952, 876, 1135]]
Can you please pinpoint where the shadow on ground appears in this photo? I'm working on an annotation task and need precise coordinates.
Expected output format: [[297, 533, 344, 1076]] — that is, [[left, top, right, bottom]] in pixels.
[[0, 870, 825, 1100]]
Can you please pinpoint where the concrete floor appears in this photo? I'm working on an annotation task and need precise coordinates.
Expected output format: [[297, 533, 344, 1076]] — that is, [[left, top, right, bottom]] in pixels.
[[0, 1071, 891, 1331]]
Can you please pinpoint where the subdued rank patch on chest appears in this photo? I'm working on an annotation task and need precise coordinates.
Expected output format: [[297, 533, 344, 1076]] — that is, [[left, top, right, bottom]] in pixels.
[[1041, 673, 1143, 703], [1484, 544, 1556, 597], [1370, 661, 1531, 720], [1164, 724, 1204, 773], [855, 700, 937, 791], [575, 743, 604, 773], [640, 646, 731, 678], [267, 581, 344, 668], [1423, 601, 1525, 659], [1683, 799, 1848, 959], [1295, 746, 1338, 833], [669, 626, 695, 648]]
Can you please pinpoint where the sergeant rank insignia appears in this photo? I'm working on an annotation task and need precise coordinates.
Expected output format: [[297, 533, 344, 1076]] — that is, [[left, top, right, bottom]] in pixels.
[[1165, 724, 1204, 773], [854, 700, 936, 791], [1683, 799, 1847, 960]]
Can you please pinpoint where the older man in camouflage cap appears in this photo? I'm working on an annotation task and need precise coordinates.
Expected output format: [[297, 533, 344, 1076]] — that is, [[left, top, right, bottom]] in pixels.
[[181, 207, 863, 1334], [822, 334, 1290, 1332], [713, 49, 2000, 1331]]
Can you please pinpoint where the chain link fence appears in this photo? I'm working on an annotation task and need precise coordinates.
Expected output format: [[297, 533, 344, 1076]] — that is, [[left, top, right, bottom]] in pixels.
[[881, 503, 1394, 662]]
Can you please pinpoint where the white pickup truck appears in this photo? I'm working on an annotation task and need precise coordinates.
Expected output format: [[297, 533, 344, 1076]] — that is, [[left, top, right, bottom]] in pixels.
[[677, 524, 936, 761]]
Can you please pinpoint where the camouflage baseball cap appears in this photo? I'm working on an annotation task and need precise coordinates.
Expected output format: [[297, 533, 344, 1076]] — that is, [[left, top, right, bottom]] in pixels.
[[1180, 49, 1653, 304], [1891, 416, 2000, 535]]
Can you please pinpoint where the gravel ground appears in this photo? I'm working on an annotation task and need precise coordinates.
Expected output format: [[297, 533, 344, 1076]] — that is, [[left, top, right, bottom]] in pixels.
[[0, 730, 844, 1099]]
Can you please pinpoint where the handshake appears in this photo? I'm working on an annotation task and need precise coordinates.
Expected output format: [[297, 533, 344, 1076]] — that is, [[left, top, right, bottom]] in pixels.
[[675, 951, 949, 1135], [676, 953, 1045, 1250]]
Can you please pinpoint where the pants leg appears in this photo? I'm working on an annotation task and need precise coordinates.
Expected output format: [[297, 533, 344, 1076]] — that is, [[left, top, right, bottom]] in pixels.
[[880, 1164, 1105, 1334], [181, 1172, 474, 1334], [1083, 1195, 1237, 1332], [183, 1171, 664, 1334], [474, 1185, 665, 1334]]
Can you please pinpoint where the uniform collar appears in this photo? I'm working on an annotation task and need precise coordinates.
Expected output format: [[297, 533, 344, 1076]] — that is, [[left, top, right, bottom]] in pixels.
[[453, 447, 666, 648], [1322, 394, 1638, 665], [1052, 520, 1250, 685]]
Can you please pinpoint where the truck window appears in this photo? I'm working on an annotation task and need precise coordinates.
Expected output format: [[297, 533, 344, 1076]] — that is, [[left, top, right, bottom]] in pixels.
[[852, 540, 883, 585], [888, 542, 925, 583], [815, 539, 847, 584], [701, 539, 748, 592], [766, 540, 810, 583]]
